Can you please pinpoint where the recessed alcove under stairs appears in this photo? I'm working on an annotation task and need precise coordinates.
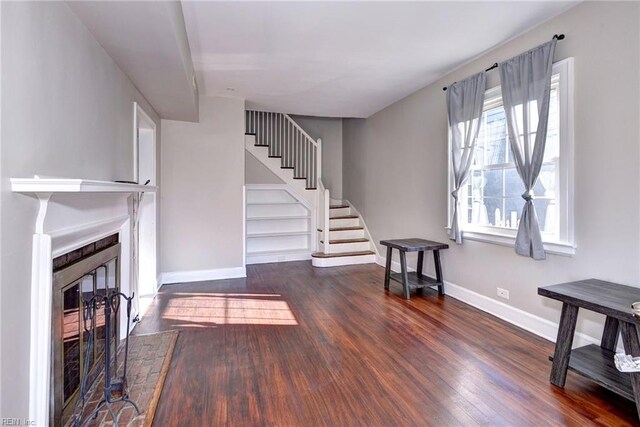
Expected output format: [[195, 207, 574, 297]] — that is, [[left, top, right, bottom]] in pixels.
[[246, 185, 314, 264]]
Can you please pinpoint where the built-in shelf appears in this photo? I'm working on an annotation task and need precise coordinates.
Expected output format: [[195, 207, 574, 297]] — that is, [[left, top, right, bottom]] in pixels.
[[247, 231, 311, 238], [247, 201, 302, 206], [246, 215, 310, 221], [246, 249, 311, 257], [11, 177, 157, 193]]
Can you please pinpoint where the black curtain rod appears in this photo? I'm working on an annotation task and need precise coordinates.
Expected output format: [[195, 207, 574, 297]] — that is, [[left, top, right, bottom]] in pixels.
[[443, 34, 565, 91]]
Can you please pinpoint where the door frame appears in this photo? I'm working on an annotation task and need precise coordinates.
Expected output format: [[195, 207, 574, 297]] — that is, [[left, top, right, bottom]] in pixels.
[[132, 102, 158, 322]]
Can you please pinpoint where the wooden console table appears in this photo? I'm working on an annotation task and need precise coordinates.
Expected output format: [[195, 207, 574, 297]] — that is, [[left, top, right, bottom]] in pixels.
[[380, 238, 449, 299], [539, 279, 640, 418]]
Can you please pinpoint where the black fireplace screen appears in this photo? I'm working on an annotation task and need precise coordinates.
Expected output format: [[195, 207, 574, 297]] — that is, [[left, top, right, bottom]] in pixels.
[[52, 242, 120, 426]]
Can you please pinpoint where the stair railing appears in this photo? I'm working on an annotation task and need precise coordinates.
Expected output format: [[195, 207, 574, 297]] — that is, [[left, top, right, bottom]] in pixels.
[[245, 110, 321, 190]]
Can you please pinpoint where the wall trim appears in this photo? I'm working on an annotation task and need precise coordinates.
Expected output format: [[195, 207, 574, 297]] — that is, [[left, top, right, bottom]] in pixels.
[[375, 256, 606, 350], [160, 266, 247, 285]]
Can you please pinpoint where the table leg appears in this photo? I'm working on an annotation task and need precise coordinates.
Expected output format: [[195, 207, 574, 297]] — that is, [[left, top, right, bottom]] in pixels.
[[384, 247, 392, 290], [601, 316, 620, 351], [399, 251, 410, 300], [550, 303, 579, 388], [620, 322, 640, 420], [416, 251, 424, 295], [433, 249, 444, 295]]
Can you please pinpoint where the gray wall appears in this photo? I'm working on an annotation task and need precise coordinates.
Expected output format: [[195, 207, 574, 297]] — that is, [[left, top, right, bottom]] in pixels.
[[0, 1, 160, 417], [161, 96, 245, 273], [290, 115, 343, 199], [342, 2, 640, 340], [245, 151, 284, 184]]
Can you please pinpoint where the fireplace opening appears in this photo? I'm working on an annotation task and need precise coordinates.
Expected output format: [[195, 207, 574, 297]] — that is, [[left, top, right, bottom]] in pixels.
[[51, 234, 120, 426]]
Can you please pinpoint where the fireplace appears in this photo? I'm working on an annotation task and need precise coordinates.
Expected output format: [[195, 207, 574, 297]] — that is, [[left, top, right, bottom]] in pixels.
[[51, 235, 120, 426], [10, 176, 157, 425]]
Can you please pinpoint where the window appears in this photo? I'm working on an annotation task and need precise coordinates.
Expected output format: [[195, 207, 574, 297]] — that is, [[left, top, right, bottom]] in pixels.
[[448, 58, 574, 255]]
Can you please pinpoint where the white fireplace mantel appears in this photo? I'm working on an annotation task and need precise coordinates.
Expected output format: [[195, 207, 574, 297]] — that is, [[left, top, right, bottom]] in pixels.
[[12, 177, 156, 234], [12, 176, 157, 426], [11, 177, 157, 193]]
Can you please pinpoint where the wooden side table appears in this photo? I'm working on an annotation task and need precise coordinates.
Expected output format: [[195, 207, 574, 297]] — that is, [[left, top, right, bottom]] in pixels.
[[539, 279, 640, 419], [380, 238, 449, 299]]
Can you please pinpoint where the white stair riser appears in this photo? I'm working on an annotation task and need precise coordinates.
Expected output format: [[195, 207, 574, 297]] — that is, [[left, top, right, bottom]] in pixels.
[[246, 189, 296, 204], [329, 229, 365, 240], [330, 241, 371, 253], [247, 235, 310, 253], [312, 254, 376, 267], [329, 207, 351, 217], [330, 218, 360, 228], [247, 203, 308, 218], [247, 218, 309, 234]]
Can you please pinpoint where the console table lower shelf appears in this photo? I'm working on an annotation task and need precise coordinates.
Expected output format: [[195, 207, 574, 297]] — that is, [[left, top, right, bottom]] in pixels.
[[549, 344, 634, 401], [389, 272, 440, 294], [539, 279, 640, 419]]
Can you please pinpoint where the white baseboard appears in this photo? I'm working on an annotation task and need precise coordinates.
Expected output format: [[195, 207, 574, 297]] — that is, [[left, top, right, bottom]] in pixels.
[[160, 266, 247, 285], [374, 256, 605, 349]]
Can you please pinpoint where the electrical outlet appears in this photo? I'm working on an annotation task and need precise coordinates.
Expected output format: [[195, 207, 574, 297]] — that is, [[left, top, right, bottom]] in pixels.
[[497, 288, 510, 300]]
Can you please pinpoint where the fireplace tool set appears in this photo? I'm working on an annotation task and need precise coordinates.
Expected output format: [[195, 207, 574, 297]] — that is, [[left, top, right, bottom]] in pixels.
[[70, 291, 139, 426]]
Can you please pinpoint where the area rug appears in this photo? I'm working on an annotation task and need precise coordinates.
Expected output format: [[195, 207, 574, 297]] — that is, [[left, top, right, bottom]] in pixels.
[[66, 330, 178, 427]]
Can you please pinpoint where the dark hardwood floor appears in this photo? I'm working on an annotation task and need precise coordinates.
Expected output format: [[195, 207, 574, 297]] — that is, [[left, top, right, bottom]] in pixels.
[[134, 261, 638, 426]]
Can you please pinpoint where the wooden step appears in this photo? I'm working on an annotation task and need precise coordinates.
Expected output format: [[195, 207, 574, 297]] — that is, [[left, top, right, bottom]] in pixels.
[[330, 215, 359, 220], [254, 144, 269, 147], [311, 251, 375, 258], [330, 226, 364, 231], [245, 132, 257, 136], [329, 238, 369, 244], [330, 205, 349, 209]]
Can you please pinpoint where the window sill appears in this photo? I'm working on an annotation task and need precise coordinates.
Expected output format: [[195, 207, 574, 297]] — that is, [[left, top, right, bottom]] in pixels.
[[445, 227, 576, 257]]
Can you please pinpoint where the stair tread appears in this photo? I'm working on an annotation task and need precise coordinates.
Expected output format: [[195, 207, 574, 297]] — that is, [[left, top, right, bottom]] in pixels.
[[330, 226, 364, 231], [311, 251, 375, 258], [329, 238, 369, 244], [330, 215, 359, 220], [330, 205, 349, 209]]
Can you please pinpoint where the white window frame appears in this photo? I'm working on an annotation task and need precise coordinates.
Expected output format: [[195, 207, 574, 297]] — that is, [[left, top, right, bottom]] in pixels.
[[447, 57, 575, 256]]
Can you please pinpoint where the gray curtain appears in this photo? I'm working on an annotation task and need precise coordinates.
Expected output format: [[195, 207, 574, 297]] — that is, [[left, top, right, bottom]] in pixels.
[[447, 72, 486, 244], [499, 39, 557, 260]]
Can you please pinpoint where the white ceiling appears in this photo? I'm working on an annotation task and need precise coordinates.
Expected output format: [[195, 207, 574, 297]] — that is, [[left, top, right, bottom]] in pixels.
[[182, 1, 577, 118], [68, 1, 199, 121]]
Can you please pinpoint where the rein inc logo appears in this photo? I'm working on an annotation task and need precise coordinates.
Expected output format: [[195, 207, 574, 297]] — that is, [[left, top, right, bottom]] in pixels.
[[1, 419, 36, 426]]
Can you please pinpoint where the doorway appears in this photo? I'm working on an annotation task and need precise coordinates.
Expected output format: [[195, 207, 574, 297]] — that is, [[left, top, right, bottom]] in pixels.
[[133, 102, 157, 319]]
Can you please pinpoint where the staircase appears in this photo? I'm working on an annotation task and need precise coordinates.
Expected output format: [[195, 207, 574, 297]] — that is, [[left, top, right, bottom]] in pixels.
[[311, 203, 376, 267], [245, 110, 377, 267]]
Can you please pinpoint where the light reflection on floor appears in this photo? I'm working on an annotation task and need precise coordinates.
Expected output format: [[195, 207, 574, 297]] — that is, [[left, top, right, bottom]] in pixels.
[[160, 292, 298, 326]]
